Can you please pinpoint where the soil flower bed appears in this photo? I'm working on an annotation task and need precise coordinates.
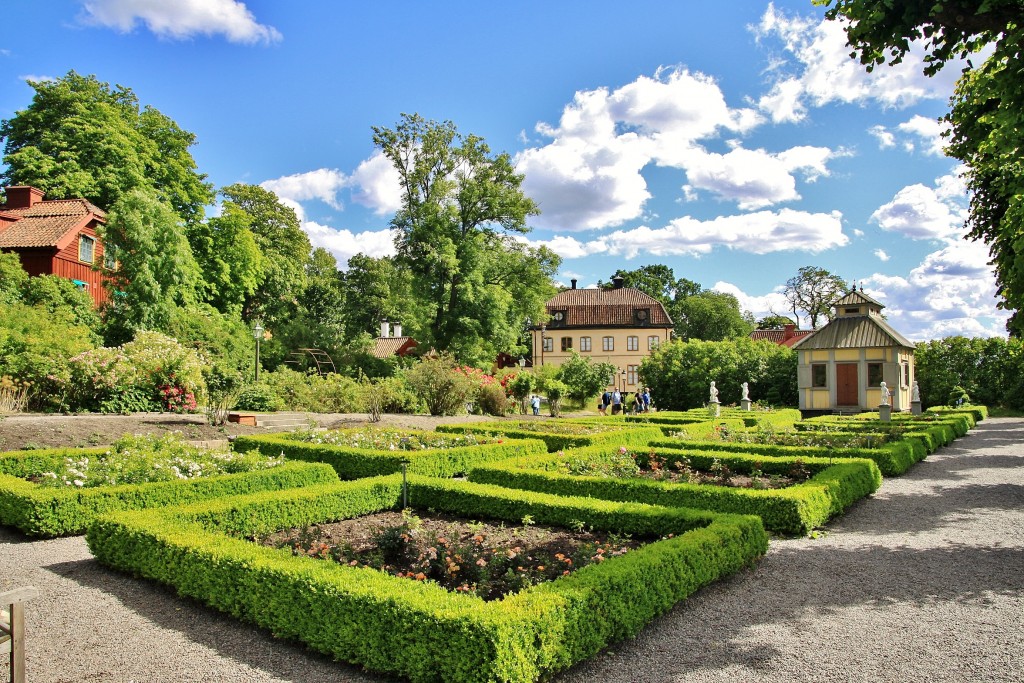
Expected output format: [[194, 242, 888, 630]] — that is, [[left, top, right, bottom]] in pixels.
[[685, 422, 895, 449], [559, 446, 810, 490], [30, 432, 283, 489], [262, 509, 645, 601]]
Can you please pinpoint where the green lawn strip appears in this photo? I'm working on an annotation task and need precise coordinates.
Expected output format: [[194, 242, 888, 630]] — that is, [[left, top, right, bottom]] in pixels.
[[434, 421, 662, 453], [647, 436, 922, 477], [233, 429, 548, 479], [86, 475, 767, 683], [467, 445, 880, 536], [0, 445, 336, 537]]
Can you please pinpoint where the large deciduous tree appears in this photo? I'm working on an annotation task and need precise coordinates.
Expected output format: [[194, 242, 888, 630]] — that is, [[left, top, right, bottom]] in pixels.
[[817, 0, 1023, 334], [0, 71, 213, 225], [783, 265, 847, 329], [373, 113, 554, 365]]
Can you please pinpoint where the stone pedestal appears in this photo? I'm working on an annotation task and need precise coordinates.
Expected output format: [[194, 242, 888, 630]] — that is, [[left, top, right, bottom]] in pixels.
[[709, 401, 721, 417], [878, 404, 892, 422], [740, 398, 752, 412], [911, 401, 922, 416]]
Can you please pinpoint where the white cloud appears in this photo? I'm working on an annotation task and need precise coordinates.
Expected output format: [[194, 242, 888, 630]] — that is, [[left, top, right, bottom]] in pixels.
[[712, 281, 789, 319], [78, 0, 281, 43], [896, 115, 949, 156], [870, 175, 966, 241], [528, 234, 610, 259], [604, 208, 847, 259], [868, 125, 895, 149], [518, 66, 840, 229], [348, 150, 403, 215], [874, 248, 890, 262], [261, 169, 348, 210], [753, 3, 966, 123], [303, 221, 395, 268], [19, 74, 56, 84]]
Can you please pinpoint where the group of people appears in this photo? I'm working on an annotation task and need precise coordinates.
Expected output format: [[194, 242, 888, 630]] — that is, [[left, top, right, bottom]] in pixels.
[[598, 387, 652, 415]]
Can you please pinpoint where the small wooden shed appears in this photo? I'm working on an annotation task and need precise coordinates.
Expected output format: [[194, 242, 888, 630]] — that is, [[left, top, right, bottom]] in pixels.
[[792, 289, 915, 415]]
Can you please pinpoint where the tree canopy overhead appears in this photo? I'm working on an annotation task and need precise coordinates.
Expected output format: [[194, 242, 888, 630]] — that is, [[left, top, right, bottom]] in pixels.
[[0, 71, 213, 224], [373, 113, 556, 364], [817, 0, 1024, 334]]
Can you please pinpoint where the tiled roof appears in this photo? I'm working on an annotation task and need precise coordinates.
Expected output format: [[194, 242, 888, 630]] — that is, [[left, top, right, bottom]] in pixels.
[[791, 314, 914, 350], [371, 336, 418, 359], [0, 198, 106, 249], [750, 329, 814, 347], [543, 287, 673, 327]]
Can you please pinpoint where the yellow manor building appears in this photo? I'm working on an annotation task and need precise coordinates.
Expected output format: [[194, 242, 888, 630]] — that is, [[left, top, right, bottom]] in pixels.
[[530, 276, 674, 391], [793, 289, 916, 415]]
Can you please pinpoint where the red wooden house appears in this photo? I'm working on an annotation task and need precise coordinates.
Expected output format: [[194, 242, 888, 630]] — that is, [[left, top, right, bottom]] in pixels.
[[0, 186, 110, 306]]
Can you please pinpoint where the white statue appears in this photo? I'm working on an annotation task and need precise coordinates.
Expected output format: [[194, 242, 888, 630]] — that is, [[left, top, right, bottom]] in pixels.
[[912, 380, 921, 403], [879, 381, 891, 406], [741, 382, 750, 401], [709, 381, 719, 403]]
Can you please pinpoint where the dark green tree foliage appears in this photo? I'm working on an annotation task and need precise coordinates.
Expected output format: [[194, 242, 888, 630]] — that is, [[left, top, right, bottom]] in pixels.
[[220, 183, 312, 326], [756, 314, 797, 329], [817, 0, 1023, 334], [0, 71, 213, 225], [273, 247, 348, 367], [676, 291, 755, 341], [915, 336, 1024, 409], [640, 338, 797, 410], [20, 274, 101, 332], [340, 254, 417, 341], [164, 303, 255, 373], [373, 114, 555, 365], [190, 202, 264, 316], [556, 351, 617, 405], [0, 252, 29, 305], [99, 188, 201, 340], [783, 265, 847, 329]]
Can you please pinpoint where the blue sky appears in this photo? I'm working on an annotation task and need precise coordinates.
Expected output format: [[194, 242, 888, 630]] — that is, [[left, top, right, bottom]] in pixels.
[[0, 0, 1008, 340]]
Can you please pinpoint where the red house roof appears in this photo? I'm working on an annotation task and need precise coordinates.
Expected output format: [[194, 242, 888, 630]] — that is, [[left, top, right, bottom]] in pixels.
[[750, 324, 813, 348], [0, 194, 106, 249]]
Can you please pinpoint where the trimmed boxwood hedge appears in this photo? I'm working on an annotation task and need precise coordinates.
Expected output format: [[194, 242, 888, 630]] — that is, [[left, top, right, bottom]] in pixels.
[[232, 429, 548, 479], [467, 445, 881, 536], [434, 421, 662, 453], [0, 446, 337, 537], [647, 437, 923, 477], [927, 405, 987, 422], [86, 475, 767, 683]]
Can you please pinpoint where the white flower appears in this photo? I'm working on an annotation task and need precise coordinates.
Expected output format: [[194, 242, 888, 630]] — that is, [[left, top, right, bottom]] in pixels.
[[73, 480, 84, 487]]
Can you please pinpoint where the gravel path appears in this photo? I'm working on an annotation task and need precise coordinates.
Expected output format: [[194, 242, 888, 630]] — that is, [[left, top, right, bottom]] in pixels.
[[2, 418, 1022, 682]]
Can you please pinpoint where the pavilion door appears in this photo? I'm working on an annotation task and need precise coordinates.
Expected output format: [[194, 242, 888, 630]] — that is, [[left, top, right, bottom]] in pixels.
[[836, 363, 859, 406]]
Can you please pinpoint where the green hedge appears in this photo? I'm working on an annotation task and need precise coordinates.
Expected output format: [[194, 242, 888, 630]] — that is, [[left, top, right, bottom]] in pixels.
[[233, 430, 548, 479], [927, 405, 988, 422], [0, 446, 337, 537], [647, 438, 923, 477], [434, 421, 662, 453], [795, 417, 967, 451], [467, 445, 880, 536], [86, 475, 767, 683]]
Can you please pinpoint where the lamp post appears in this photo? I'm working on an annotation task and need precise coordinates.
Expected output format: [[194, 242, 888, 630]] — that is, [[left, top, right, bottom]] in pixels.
[[540, 324, 546, 367], [518, 357, 526, 371], [252, 321, 264, 383], [620, 369, 626, 392]]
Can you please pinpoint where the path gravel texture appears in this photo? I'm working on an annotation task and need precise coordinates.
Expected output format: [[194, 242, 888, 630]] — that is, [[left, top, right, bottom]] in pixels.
[[2, 418, 1022, 682]]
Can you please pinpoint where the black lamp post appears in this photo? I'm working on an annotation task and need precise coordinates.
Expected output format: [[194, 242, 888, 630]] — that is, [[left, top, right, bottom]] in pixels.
[[252, 321, 264, 383]]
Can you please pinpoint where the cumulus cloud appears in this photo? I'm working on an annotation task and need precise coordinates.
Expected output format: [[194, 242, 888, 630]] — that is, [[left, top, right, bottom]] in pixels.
[[896, 115, 949, 156], [712, 281, 789, 319], [303, 222, 396, 268], [874, 249, 890, 262], [870, 174, 966, 241], [78, 0, 281, 43], [753, 3, 965, 123], [348, 150, 403, 215], [517, 66, 839, 229], [261, 169, 348, 210], [868, 125, 896, 149]]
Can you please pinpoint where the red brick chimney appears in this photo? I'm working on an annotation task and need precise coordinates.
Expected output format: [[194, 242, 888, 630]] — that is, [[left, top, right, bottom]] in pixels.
[[783, 323, 796, 341], [3, 186, 45, 210]]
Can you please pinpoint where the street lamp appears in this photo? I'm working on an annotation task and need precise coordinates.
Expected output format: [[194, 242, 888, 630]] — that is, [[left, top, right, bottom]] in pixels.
[[540, 324, 546, 367], [518, 357, 526, 370], [620, 368, 626, 392], [252, 321, 264, 383]]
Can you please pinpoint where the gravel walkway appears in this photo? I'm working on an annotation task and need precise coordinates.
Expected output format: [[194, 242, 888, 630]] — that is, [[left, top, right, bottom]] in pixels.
[[2, 418, 1022, 682]]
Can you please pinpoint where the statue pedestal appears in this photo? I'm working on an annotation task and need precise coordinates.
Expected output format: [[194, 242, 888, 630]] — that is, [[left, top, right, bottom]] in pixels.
[[878, 404, 892, 422], [740, 398, 751, 412], [709, 401, 720, 417], [911, 400, 922, 416]]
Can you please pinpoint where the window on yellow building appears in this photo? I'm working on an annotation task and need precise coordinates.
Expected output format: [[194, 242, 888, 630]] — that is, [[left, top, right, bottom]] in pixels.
[[627, 365, 638, 385], [543, 337, 553, 352], [811, 364, 827, 388], [602, 336, 614, 352], [580, 336, 591, 352], [627, 336, 638, 351], [561, 337, 573, 352], [647, 335, 659, 350]]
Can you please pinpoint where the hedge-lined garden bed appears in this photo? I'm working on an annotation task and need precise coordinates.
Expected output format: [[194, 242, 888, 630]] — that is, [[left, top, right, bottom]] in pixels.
[[0, 445, 337, 537], [86, 475, 767, 683], [467, 445, 881, 536], [434, 421, 662, 452], [233, 427, 548, 479]]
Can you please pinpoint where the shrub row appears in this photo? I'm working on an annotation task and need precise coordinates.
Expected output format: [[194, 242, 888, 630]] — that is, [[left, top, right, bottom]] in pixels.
[[467, 445, 881, 536], [647, 438, 922, 477], [232, 431, 548, 480], [86, 475, 767, 683], [927, 405, 988, 422], [0, 446, 337, 537], [434, 422, 662, 453]]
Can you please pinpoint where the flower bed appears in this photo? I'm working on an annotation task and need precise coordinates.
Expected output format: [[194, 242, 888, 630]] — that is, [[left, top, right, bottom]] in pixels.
[[233, 426, 548, 479], [0, 440, 337, 537], [434, 420, 661, 452], [467, 444, 882, 535], [86, 475, 767, 683]]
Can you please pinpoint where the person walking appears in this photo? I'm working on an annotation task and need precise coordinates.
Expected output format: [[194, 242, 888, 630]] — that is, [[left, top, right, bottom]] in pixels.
[[530, 394, 541, 415], [611, 388, 622, 415], [600, 390, 612, 415]]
